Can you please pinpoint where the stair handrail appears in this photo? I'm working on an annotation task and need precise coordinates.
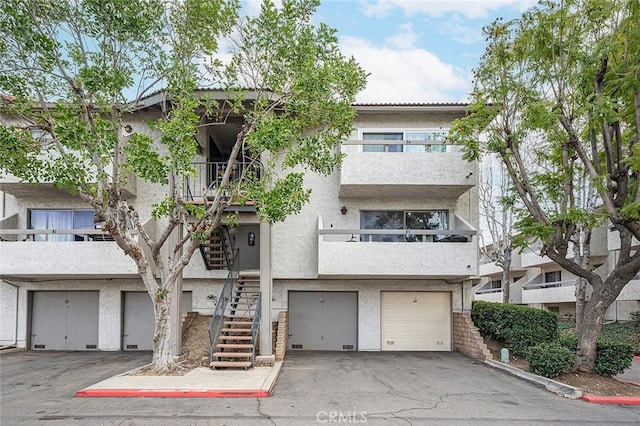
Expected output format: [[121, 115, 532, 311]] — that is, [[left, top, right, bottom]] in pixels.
[[222, 226, 236, 271], [251, 292, 262, 367], [208, 246, 240, 364]]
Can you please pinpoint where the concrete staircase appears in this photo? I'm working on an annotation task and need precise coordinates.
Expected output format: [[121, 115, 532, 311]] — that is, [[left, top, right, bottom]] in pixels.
[[210, 271, 260, 369]]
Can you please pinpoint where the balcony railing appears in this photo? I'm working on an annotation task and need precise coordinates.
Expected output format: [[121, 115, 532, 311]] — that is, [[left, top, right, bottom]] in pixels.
[[185, 161, 261, 203], [522, 279, 575, 290], [317, 216, 477, 278], [0, 228, 122, 242]]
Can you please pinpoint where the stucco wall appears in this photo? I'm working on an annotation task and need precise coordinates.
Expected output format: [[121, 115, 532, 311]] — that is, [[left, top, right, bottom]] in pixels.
[[0, 281, 19, 346]]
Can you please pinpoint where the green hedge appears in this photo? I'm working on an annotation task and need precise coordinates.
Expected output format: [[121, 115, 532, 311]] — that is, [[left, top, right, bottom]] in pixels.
[[472, 301, 558, 356], [559, 333, 634, 376], [528, 342, 574, 378]]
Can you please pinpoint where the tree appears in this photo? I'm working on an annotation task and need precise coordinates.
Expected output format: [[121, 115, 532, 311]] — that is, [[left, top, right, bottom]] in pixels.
[[450, 0, 640, 372], [0, 0, 366, 371], [479, 156, 516, 304]]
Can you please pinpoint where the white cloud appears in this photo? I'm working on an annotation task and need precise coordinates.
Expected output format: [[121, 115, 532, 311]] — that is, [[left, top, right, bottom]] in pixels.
[[340, 36, 469, 103], [437, 16, 485, 45], [360, 0, 538, 19], [385, 22, 419, 49]]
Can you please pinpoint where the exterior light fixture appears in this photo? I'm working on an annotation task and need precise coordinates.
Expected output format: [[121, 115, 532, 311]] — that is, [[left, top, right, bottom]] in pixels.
[[340, 206, 348, 215], [248, 231, 256, 246]]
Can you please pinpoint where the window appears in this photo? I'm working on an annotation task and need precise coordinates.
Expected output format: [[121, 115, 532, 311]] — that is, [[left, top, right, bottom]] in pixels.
[[543, 271, 562, 288], [360, 210, 448, 242], [544, 271, 561, 283], [489, 279, 502, 290], [29, 210, 99, 241], [547, 306, 560, 314], [362, 130, 448, 153]]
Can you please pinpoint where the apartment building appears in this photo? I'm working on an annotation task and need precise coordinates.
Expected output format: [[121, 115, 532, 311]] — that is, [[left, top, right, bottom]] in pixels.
[[0, 95, 480, 359], [475, 226, 640, 321]]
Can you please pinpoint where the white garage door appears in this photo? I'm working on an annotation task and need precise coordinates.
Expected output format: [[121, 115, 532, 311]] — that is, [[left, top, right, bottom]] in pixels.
[[381, 291, 451, 351], [31, 291, 99, 350]]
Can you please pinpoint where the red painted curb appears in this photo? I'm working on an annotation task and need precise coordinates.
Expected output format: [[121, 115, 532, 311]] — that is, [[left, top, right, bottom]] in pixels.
[[634, 356, 640, 362], [581, 395, 640, 404], [75, 389, 269, 398]]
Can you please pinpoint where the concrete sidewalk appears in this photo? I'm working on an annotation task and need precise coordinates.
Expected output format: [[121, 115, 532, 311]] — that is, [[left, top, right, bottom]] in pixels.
[[76, 362, 282, 398]]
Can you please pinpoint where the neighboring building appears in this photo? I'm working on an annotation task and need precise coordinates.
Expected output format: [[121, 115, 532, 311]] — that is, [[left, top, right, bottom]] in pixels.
[[0, 94, 481, 359], [475, 226, 640, 321]]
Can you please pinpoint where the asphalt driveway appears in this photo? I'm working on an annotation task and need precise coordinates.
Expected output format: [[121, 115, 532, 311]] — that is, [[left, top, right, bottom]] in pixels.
[[2, 350, 640, 425]]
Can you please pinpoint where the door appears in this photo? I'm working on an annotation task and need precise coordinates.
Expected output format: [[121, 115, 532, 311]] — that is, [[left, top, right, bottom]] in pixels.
[[381, 291, 451, 351], [288, 291, 357, 350], [31, 291, 99, 350], [122, 291, 193, 350]]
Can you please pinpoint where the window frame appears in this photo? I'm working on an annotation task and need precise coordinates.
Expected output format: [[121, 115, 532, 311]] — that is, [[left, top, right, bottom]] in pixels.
[[359, 128, 449, 153]]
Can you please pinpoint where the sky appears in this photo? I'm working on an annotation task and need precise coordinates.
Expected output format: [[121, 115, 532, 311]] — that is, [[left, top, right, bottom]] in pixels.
[[295, 0, 539, 103]]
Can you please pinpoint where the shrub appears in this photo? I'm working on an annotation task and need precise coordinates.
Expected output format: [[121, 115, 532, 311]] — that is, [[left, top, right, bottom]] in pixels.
[[629, 311, 640, 328], [527, 342, 574, 378], [600, 322, 640, 355], [472, 301, 558, 356], [553, 332, 633, 376], [592, 341, 635, 377]]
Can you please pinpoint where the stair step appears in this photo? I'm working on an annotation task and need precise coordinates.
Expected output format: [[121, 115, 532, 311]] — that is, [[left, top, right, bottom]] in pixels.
[[223, 321, 253, 326], [213, 352, 252, 358], [216, 343, 254, 349], [227, 315, 252, 319], [221, 328, 252, 333], [239, 272, 260, 278], [210, 361, 252, 368], [218, 335, 253, 341]]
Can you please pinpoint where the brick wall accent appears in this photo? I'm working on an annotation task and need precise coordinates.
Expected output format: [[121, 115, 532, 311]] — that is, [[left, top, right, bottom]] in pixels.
[[453, 312, 492, 361], [274, 311, 288, 361]]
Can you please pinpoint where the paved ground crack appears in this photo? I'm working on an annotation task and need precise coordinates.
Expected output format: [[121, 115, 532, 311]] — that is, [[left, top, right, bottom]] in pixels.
[[256, 398, 276, 426], [370, 373, 432, 405]]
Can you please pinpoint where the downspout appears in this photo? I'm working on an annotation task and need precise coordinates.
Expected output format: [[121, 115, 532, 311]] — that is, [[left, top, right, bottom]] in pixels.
[[0, 280, 19, 349]]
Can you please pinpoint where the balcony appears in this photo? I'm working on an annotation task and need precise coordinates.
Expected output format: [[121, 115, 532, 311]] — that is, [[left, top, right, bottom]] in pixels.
[[521, 277, 578, 304], [0, 168, 136, 199], [0, 229, 138, 279], [473, 287, 504, 303], [317, 216, 477, 279], [339, 140, 476, 199], [184, 161, 261, 204]]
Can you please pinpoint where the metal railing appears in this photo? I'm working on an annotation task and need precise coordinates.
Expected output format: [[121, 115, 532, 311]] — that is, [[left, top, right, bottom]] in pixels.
[[318, 228, 476, 243], [185, 161, 262, 202], [475, 287, 503, 295], [0, 228, 124, 242], [250, 292, 262, 367], [208, 248, 240, 364], [522, 279, 576, 290]]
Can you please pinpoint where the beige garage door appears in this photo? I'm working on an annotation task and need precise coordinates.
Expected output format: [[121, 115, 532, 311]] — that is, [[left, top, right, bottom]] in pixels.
[[381, 291, 451, 351]]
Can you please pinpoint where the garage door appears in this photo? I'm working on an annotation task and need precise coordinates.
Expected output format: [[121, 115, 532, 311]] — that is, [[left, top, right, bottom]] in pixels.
[[31, 291, 99, 350], [381, 291, 451, 351], [123, 291, 192, 350], [288, 291, 357, 351]]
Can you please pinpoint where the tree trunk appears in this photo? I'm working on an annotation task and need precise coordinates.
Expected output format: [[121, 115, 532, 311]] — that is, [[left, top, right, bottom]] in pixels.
[[501, 266, 511, 304], [501, 247, 512, 304], [573, 232, 590, 333], [575, 298, 605, 372], [575, 272, 629, 372], [575, 277, 587, 332], [151, 290, 175, 371]]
